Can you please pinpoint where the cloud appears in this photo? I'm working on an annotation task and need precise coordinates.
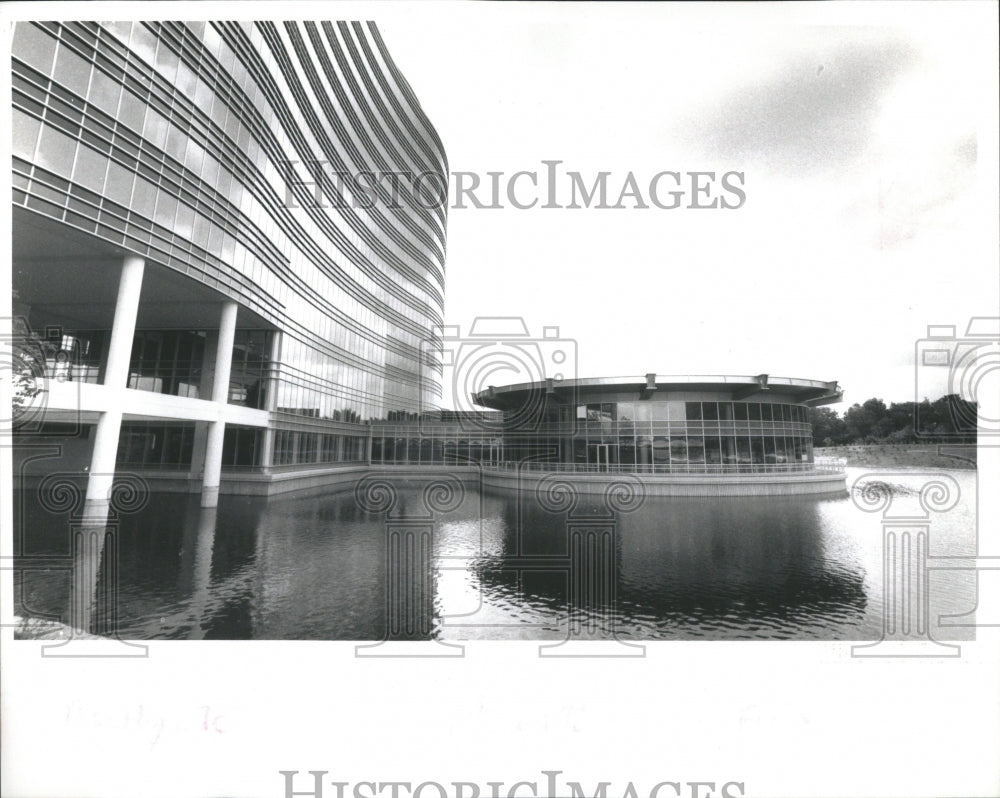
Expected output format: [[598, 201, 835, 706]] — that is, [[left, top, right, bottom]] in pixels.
[[679, 35, 920, 174]]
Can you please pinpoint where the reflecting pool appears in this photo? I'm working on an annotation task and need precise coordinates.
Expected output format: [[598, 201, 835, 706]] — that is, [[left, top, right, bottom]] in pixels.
[[13, 468, 977, 641]]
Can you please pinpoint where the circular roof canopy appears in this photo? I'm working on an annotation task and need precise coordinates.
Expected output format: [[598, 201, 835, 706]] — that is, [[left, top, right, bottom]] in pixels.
[[473, 374, 843, 410]]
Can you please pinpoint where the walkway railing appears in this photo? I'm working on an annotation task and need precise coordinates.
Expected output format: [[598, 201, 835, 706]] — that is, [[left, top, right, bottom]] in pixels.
[[478, 460, 846, 476], [205, 459, 848, 476]]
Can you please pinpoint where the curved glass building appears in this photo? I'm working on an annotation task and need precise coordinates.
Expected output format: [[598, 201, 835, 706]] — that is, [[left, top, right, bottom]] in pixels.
[[470, 374, 847, 495], [11, 21, 447, 507], [362, 374, 847, 495], [472, 374, 841, 471]]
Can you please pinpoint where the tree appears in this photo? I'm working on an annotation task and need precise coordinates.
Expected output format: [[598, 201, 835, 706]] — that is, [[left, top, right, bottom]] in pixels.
[[5, 319, 57, 428], [844, 398, 888, 442], [808, 407, 848, 445]]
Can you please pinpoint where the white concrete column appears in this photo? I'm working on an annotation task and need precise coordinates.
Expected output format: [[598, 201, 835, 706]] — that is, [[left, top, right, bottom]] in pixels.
[[258, 331, 281, 470], [84, 256, 144, 516], [201, 300, 238, 508]]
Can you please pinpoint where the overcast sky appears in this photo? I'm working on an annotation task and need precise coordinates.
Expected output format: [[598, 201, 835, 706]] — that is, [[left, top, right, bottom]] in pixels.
[[376, 2, 999, 411]]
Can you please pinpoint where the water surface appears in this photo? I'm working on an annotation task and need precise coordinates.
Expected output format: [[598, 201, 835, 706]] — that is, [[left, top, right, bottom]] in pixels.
[[13, 468, 977, 641]]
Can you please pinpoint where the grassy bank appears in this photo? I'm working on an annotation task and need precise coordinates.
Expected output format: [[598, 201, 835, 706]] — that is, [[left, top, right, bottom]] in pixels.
[[13, 615, 105, 640], [815, 443, 976, 470]]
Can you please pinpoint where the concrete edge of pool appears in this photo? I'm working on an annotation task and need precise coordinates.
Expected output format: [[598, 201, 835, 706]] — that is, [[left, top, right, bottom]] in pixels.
[[15, 464, 849, 499]]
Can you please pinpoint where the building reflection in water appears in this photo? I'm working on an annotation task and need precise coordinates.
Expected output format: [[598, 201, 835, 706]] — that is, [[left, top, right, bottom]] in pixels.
[[456, 486, 869, 640], [15, 475, 979, 641]]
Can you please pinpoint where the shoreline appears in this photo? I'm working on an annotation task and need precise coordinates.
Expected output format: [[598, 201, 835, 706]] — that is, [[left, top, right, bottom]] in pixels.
[[12, 615, 105, 641], [814, 443, 976, 470]]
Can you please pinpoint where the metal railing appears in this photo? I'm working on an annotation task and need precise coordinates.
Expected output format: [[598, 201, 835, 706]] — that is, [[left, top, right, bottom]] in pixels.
[[478, 460, 845, 476]]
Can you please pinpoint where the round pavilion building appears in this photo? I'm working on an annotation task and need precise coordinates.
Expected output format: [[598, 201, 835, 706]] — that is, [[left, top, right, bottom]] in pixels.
[[471, 373, 848, 497]]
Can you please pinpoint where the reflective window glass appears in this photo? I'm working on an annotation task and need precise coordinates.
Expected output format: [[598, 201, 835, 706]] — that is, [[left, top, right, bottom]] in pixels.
[[11, 109, 40, 161], [89, 70, 122, 115], [117, 89, 146, 132], [53, 44, 91, 96], [12, 23, 58, 74], [129, 25, 158, 64], [721, 435, 737, 464], [104, 160, 134, 206], [174, 202, 195, 239], [131, 175, 157, 218], [142, 107, 168, 149], [175, 61, 198, 97], [36, 124, 78, 176], [153, 40, 179, 82], [686, 402, 703, 421], [154, 191, 177, 227], [705, 436, 722, 465], [72, 144, 108, 192]]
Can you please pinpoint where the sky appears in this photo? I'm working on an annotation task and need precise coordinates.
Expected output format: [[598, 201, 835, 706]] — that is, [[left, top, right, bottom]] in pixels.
[[375, 2, 999, 411]]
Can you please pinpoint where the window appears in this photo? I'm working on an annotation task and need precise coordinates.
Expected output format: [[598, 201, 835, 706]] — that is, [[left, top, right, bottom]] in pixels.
[[299, 433, 318, 464], [11, 110, 40, 161], [53, 44, 91, 96], [273, 430, 296, 465], [117, 422, 194, 467], [36, 124, 78, 176], [12, 23, 58, 74], [222, 426, 261, 467]]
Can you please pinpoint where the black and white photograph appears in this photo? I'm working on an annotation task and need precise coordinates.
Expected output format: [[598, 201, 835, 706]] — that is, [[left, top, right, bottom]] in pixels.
[[2, 2, 998, 797]]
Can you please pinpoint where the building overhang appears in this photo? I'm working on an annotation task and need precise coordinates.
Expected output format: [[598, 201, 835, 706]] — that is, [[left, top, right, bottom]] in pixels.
[[473, 374, 843, 410]]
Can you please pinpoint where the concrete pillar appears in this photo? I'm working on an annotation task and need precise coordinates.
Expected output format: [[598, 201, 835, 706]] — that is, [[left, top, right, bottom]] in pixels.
[[259, 427, 275, 470], [84, 256, 144, 517], [258, 331, 281, 471], [201, 300, 238, 508]]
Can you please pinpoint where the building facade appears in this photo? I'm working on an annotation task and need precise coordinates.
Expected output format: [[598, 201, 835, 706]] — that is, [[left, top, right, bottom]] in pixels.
[[471, 374, 842, 473], [11, 21, 447, 507], [362, 375, 848, 495]]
